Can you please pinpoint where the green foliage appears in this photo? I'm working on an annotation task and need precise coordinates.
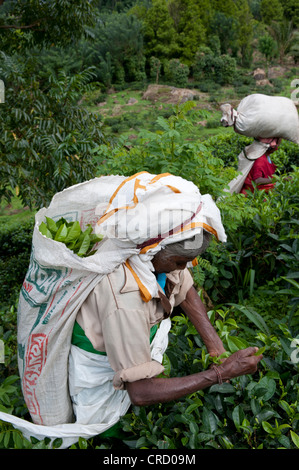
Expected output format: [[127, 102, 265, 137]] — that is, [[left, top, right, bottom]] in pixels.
[[170, 0, 207, 65], [134, 0, 180, 61], [79, 12, 146, 87], [94, 102, 233, 198], [0, 53, 106, 209], [258, 34, 278, 64], [118, 307, 299, 449], [0, 218, 34, 308], [164, 59, 189, 87], [0, 0, 98, 51], [193, 49, 237, 85], [202, 171, 299, 313], [260, 0, 284, 24], [39, 217, 103, 257]]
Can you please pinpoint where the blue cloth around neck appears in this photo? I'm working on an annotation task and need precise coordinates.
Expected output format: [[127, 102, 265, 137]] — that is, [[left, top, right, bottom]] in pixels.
[[156, 273, 167, 293]]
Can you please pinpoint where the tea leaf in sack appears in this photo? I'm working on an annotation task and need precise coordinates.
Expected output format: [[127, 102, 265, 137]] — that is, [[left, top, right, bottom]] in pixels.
[[39, 217, 103, 257], [64, 221, 81, 244], [56, 217, 69, 229], [45, 216, 58, 234], [77, 232, 91, 257], [39, 222, 53, 239], [89, 233, 103, 245], [83, 225, 93, 236], [54, 223, 68, 242]]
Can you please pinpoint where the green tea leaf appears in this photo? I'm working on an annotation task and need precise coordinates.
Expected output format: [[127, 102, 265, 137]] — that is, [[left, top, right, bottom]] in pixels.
[[262, 421, 274, 434], [227, 335, 248, 353], [77, 233, 91, 256], [38, 217, 102, 257], [254, 346, 266, 356], [229, 304, 270, 335], [39, 222, 53, 239], [290, 431, 299, 449], [54, 223, 68, 242], [45, 216, 58, 234], [65, 221, 81, 244], [56, 217, 68, 229], [232, 405, 245, 429], [89, 233, 103, 244]]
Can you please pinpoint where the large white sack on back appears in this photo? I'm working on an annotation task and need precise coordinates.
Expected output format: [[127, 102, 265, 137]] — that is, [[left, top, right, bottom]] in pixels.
[[220, 94, 299, 144]]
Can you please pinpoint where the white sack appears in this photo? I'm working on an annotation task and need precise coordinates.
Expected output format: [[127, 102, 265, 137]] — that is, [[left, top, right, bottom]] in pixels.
[[225, 140, 270, 194], [220, 94, 299, 144], [0, 172, 226, 447], [0, 318, 171, 449]]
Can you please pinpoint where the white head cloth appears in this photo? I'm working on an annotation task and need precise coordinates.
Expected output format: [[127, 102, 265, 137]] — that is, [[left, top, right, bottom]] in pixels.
[[95, 172, 226, 301]]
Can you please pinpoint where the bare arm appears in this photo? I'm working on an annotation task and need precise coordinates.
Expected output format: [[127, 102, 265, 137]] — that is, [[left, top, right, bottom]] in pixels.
[[126, 287, 262, 406], [126, 347, 262, 406], [180, 286, 226, 357]]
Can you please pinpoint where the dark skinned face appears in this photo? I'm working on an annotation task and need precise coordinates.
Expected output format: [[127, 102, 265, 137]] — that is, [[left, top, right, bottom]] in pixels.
[[152, 251, 195, 274]]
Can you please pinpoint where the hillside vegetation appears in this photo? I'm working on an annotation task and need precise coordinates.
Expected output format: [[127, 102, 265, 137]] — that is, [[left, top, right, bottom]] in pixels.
[[0, 0, 298, 450]]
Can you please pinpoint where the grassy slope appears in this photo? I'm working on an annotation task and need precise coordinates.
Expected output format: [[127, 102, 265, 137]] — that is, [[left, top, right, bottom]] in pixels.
[[83, 65, 299, 143], [1, 65, 298, 220]]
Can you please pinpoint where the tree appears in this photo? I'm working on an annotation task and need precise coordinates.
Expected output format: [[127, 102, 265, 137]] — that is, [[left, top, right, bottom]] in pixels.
[[168, 0, 206, 65], [0, 0, 107, 208], [193, 49, 236, 85], [210, 11, 238, 55], [0, 54, 106, 208], [289, 31, 299, 64], [149, 56, 161, 83], [165, 58, 189, 87], [101, 13, 146, 83], [279, 0, 299, 27], [0, 0, 98, 50], [268, 19, 296, 64], [258, 33, 278, 67], [260, 0, 284, 25], [134, 0, 180, 61], [235, 0, 255, 67]]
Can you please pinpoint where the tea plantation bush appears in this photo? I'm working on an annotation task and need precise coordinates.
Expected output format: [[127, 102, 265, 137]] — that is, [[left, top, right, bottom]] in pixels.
[[0, 103, 298, 449], [0, 218, 34, 307]]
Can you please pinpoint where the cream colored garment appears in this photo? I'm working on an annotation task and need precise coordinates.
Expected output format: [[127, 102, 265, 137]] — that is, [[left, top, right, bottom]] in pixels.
[[76, 264, 193, 388], [0, 172, 226, 447]]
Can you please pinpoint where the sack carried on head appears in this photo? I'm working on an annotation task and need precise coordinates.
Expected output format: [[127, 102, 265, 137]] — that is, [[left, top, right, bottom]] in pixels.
[[220, 94, 299, 144]]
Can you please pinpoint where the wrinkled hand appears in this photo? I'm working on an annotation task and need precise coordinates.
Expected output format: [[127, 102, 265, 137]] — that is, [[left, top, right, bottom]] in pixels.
[[218, 347, 262, 381]]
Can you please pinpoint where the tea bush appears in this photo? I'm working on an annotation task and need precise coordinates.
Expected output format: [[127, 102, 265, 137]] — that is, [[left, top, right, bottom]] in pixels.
[[0, 102, 298, 449], [117, 308, 299, 450], [0, 218, 34, 307]]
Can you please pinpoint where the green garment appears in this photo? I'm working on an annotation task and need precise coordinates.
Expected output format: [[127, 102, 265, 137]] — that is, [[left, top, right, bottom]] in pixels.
[[70, 320, 159, 439]]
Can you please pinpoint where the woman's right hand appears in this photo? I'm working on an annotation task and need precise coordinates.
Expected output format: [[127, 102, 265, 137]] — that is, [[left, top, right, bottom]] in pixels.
[[218, 347, 263, 381]]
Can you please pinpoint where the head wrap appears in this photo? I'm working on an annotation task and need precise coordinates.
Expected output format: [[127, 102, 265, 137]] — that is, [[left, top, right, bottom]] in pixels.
[[95, 172, 226, 301], [163, 232, 211, 259]]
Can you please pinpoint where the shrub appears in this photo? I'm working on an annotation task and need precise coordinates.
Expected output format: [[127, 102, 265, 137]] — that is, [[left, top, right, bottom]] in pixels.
[[165, 59, 190, 87], [0, 218, 34, 308], [0, 53, 106, 209], [118, 306, 299, 450], [193, 51, 237, 85]]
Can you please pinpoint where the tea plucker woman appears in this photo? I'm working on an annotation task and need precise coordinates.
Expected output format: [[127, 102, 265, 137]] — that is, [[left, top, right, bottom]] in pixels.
[[70, 188, 263, 422]]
